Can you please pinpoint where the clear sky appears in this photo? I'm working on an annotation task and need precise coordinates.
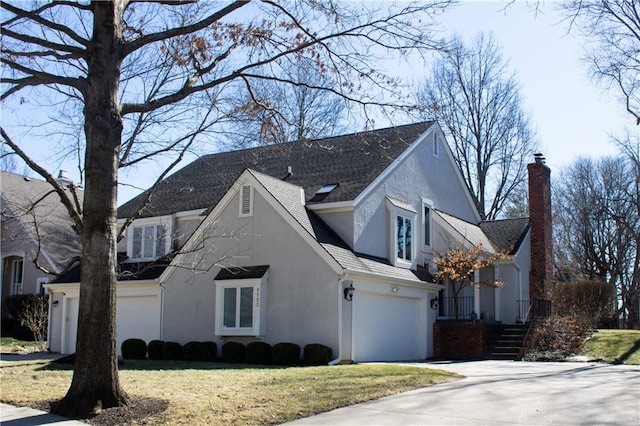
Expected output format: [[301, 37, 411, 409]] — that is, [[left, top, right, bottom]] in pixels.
[[3, 1, 633, 205], [432, 1, 631, 173]]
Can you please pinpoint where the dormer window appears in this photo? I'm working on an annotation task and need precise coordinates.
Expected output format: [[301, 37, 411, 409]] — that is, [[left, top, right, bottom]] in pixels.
[[129, 223, 169, 261]]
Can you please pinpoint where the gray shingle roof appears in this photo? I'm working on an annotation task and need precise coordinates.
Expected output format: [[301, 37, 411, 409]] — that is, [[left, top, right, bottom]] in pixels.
[[1, 171, 82, 272], [118, 121, 435, 219], [479, 218, 530, 255], [250, 169, 435, 285]]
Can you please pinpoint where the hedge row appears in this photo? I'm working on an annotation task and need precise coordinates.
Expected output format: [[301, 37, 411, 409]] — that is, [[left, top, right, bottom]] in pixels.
[[121, 338, 332, 365]]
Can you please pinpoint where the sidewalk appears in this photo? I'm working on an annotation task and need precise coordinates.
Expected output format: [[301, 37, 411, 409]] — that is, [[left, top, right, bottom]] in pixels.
[[0, 403, 86, 425]]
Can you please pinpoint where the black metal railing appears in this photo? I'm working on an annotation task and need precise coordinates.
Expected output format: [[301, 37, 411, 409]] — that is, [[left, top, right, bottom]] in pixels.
[[516, 299, 552, 323], [438, 296, 475, 320]]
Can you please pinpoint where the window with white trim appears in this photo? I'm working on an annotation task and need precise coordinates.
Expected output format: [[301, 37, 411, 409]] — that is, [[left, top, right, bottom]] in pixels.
[[423, 199, 433, 247], [10, 258, 23, 295], [130, 224, 168, 260], [215, 274, 266, 336], [433, 134, 440, 157], [239, 184, 253, 217], [386, 197, 417, 268], [36, 277, 49, 295], [396, 215, 413, 262]]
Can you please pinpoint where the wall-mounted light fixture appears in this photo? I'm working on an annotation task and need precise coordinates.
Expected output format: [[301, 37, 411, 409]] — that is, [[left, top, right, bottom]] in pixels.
[[52, 300, 59, 307], [392, 287, 399, 293], [343, 281, 355, 301], [430, 297, 439, 310]]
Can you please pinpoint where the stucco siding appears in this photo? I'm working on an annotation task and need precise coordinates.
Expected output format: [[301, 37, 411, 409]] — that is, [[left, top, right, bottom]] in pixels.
[[161, 187, 339, 351], [353, 128, 478, 258]]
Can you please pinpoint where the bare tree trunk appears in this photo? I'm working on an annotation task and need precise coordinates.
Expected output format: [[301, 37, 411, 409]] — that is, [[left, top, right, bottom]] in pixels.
[[51, 1, 128, 416]]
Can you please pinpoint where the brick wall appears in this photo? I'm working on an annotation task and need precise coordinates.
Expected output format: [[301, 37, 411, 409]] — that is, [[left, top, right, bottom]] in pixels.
[[433, 322, 499, 360]]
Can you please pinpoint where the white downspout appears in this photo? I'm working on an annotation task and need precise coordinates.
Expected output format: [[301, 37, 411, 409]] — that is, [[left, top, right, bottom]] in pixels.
[[329, 274, 348, 365], [45, 287, 53, 352]]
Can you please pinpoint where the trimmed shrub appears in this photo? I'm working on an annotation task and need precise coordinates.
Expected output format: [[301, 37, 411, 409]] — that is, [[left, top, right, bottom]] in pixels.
[[162, 341, 183, 360], [554, 280, 616, 328], [272, 342, 300, 365], [183, 341, 203, 361], [304, 343, 333, 365], [524, 315, 591, 361], [246, 341, 272, 364], [222, 341, 246, 363], [147, 340, 164, 360], [200, 341, 217, 361], [121, 338, 147, 359]]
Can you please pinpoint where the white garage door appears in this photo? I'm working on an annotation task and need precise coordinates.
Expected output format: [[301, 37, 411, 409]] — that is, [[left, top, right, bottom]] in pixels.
[[353, 292, 424, 362], [63, 293, 161, 355]]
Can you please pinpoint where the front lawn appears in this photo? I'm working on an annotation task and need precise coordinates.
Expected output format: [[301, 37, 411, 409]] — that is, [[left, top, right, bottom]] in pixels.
[[0, 336, 40, 353], [0, 360, 459, 425], [580, 329, 640, 365]]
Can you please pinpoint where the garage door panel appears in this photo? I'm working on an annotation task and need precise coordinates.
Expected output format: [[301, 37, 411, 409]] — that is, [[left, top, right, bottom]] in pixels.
[[63, 291, 161, 355], [353, 292, 424, 362]]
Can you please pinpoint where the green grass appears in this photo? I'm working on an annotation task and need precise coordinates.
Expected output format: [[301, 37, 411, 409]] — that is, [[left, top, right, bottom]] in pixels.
[[580, 329, 640, 365], [0, 336, 40, 353], [0, 360, 460, 425]]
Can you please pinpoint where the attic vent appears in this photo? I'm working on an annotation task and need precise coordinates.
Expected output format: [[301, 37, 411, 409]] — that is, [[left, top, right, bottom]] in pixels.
[[240, 184, 253, 217], [316, 183, 338, 195]]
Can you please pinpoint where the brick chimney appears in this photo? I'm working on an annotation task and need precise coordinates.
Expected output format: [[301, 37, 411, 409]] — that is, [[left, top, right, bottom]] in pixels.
[[528, 154, 553, 301]]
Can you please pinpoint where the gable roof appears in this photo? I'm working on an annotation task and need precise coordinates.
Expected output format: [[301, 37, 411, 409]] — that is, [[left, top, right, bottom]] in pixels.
[[435, 210, 498, 253], [118, 121, 435, 219], [248, 169, 437, 286], [479, 218, 530, 255], [1, 171, 82, 272]]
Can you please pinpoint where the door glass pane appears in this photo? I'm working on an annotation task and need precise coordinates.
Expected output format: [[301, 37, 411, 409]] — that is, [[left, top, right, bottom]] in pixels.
[[239, 287, 253, 328], [223, 288, 237, 327]]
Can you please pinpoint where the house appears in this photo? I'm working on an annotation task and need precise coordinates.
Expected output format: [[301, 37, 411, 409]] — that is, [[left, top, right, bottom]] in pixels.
[[1, 170, 82, 313], [45, 122, 553, 361]]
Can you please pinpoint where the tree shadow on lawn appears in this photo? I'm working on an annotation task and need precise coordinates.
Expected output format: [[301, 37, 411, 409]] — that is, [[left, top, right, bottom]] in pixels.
[[612, 338, 640, 364], [36, 355, 305, 371]]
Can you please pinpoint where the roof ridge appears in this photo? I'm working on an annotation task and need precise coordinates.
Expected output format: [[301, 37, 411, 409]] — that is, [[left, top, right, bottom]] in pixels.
[[481, 216, 530, 224]]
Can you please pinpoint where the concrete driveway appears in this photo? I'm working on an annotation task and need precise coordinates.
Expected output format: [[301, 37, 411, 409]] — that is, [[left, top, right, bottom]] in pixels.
[[286, 361, 640, 425]]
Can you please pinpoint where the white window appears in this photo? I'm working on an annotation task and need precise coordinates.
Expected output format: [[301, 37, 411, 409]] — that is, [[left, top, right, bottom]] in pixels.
[[386, 196, 417, 268], [130, 224, 168, 260], [10, 258, 23, 295], [433, 134, 440, 157], [215, 275, 266, 336], [396, 215, 413, 262], [423, 199, 433, 247], [239, 184, 253, 217]]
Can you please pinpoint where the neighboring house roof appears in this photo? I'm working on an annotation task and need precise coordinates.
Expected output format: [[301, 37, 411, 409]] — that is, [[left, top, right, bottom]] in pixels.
[[118, 121, 435, 219], [479, 218, 530, 255], [1, 171, 82, 273]]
